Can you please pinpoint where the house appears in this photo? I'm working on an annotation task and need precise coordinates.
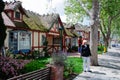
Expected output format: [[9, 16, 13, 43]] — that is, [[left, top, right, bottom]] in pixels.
[[3, 1, 31, 53], [3, 1, 66, 54], [74, 23, 100, 43], [38, 13, 66, 53], [63, 23, 79, 52]]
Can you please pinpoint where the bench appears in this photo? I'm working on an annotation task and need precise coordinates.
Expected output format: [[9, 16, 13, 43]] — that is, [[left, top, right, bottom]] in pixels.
[[7, 67, 51, 80]]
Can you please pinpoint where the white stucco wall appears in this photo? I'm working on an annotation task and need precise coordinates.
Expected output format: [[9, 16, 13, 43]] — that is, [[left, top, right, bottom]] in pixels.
[[33, 32, 38, 46], [4, 28, 12, 48]]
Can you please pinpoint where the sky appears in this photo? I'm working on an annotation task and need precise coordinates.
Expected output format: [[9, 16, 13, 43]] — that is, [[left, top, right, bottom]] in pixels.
[[3, 0, 67, 22], [3, 0, 90, 25]]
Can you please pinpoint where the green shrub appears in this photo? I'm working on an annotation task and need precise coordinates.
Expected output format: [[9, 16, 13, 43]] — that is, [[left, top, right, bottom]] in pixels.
[[98, 45, 104, 54], [21, 57, 50, 73], [64, 57, 83, 79], [72, 46, 78, 52]]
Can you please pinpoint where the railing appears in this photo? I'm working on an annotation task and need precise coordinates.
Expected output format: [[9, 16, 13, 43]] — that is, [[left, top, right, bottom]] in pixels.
[[7, 67, 51, 80]]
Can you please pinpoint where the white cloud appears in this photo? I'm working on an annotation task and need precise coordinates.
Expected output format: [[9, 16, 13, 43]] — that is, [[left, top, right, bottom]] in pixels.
[[60, 15, 66, 22], [19, 0, 49, 14]]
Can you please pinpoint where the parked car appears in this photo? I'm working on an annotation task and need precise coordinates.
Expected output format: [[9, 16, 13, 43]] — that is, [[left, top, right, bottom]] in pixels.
[[112, 44, 117, 47]]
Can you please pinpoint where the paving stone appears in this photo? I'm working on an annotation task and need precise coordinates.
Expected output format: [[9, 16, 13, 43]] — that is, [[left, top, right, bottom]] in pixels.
[[73, 48, 120, 80]]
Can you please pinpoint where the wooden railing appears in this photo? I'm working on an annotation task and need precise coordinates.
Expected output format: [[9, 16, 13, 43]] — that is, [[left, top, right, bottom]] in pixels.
[[7, 67, 51, 80]]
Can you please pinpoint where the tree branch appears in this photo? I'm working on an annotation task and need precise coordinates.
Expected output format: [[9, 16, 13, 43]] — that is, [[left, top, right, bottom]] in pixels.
[[107, 16, 112, 38], [101, 17, 107, 33], [111, 10, 120, 21], [77, 0, 91, 16], [100, 19, 106, 39]]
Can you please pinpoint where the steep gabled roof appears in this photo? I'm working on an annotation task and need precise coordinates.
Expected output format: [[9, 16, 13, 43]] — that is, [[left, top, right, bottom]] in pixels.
[[39, 13, 59, 30], [74, 23, 90, 32], [64, 28, 74, 37], [13, 21, 30, 29], [23, 10, 48, 31], [63, 23, 79, 37], [4, 1, 28, 16], [63, 23, 75, 29], [2, 12, 15, 27]]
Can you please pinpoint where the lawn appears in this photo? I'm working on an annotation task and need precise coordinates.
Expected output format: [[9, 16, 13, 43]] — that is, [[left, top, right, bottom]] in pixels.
[[21, 57, 50, 73], [66, 57, 83, 73], [21, 56, 83, 79], [64, 57, 83, 79]]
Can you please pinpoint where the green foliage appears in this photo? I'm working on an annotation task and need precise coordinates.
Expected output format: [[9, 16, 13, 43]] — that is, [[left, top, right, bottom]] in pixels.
[[64, 57, 83, 79], [98, 45, 104, 54], [112, 17, 120, 37], [21, 57, 50, 73], [31, 50, 41, 59], [42, 38, 49, 57], [5, 49, 15, 58], [64, 0, 92, 23], [100, 0, 120, 36], [72, 46, 78, 52]]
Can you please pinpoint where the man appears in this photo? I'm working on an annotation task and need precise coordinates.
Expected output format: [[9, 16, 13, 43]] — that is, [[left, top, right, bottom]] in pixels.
[[78, 36, 82, 54], [81, 40, 92, 72]]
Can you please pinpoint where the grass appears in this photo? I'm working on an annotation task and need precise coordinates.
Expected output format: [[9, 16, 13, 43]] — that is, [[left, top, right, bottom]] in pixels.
[[64, 57, 83, 79], [21, 56, 83, 79], [21, 57, 50, 73], [67, 57, 83, 73]]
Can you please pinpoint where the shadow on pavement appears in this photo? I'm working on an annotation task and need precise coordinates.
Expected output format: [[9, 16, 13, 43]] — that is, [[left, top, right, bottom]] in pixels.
[[99, 50, 120, 70], [77, 75, 103, 80], [91, 71, 106, 75], [107, 52, 120, 57]]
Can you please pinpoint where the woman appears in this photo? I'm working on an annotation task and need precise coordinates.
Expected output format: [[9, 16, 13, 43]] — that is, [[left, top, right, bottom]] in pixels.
[[81, 40, 92, 72]]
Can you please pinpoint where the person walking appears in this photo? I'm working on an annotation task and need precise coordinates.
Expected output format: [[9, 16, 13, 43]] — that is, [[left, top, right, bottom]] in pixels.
[[81, 40, 92, 72], [78, 36, 82, 54]]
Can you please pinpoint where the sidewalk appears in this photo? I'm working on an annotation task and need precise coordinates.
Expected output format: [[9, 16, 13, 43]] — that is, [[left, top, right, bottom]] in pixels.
[[73, 48, 120, 80]]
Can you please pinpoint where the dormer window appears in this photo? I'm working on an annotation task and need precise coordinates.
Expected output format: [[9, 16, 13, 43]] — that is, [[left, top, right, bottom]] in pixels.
[[15, 12, 21, 19]]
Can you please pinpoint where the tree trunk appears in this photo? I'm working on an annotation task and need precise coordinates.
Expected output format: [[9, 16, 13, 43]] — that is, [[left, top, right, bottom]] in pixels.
[[103, 37, 110, 52], [90, 0, 99, 66], [90, 24, 98, 66]]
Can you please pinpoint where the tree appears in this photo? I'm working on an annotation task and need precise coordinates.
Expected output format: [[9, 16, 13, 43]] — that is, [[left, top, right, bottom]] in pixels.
[[0, 0, 7, 54], [65, 0, 100, 66], [99, 0, 120, 50]]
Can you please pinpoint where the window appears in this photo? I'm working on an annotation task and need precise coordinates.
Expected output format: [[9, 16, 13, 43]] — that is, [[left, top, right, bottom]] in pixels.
[[41, 35, 46, 46], [53, 37, 60, 44], [9, 32, 18, 50], [15, 12, 20, 19], [19, 32, 31, 50]]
